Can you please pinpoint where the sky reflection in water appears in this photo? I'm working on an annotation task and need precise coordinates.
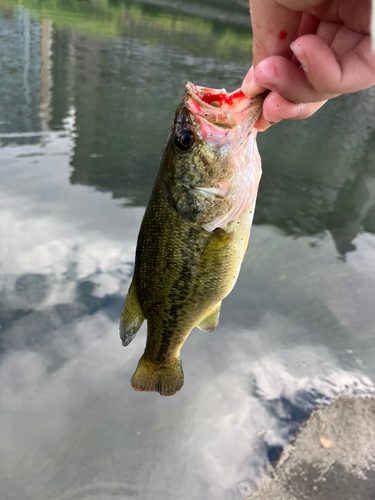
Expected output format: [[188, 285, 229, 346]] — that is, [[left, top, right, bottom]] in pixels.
[[1, 2, 375, 499]]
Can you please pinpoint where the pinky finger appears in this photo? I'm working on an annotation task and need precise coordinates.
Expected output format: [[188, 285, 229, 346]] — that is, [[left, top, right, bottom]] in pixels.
[[256, 92, 327, 130], [286, 99, 327, 120]]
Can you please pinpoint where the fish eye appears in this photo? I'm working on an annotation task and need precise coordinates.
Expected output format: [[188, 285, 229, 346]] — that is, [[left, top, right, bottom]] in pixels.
[[174, 129, 196, 151]]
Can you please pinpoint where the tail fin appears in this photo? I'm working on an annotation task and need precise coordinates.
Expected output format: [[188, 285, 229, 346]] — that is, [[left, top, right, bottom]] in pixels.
[[131, 355, 184, 396]]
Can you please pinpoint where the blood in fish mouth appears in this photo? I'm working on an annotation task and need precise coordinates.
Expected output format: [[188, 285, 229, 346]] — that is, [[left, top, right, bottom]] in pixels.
[[198, 89, 256, 112]]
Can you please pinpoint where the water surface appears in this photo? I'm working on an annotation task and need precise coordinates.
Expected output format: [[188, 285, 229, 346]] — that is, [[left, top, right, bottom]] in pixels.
[[1, 2, 375, 499]]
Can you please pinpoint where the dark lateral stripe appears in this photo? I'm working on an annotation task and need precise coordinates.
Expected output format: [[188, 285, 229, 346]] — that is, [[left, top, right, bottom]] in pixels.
[[156, 261, 191, 362], [155, 225, 201, 362]]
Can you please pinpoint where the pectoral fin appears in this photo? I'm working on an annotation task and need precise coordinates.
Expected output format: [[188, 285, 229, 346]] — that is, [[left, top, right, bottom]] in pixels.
[[196, 301, 222, 332], [120, 280, 145, 346]]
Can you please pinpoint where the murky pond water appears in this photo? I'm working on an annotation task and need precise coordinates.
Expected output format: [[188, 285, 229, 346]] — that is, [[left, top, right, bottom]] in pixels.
[[1, 1, 375, 499]]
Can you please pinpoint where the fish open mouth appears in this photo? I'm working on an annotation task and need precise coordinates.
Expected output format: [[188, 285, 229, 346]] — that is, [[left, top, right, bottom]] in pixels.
[[184, 82, 265, 132], [188, 85, 253, 112], [183, 82, 265, 148]]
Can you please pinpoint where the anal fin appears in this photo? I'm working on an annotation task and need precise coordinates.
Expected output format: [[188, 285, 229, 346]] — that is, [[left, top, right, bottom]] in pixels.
[[120, 280, 145, 346], [196, 301, 222, 332]]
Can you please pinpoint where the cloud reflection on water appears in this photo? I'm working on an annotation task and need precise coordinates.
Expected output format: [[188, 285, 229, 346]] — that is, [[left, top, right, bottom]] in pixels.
[[1, 131, 374, 499]]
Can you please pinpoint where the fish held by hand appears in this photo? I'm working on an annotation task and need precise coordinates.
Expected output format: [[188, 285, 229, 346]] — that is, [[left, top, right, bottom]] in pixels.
[[120, 83, 265, 396]]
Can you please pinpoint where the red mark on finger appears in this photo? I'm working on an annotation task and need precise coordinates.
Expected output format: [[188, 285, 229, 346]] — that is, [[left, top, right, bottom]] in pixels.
[[273, 66, 278, 77], [278, 30, 287, 40]]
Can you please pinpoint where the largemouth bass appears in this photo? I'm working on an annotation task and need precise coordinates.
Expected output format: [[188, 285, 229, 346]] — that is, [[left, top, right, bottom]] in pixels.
[[120, 83, 264, 396]]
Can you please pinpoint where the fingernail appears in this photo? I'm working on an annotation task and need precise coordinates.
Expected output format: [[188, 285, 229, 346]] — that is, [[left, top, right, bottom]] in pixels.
[[258, 113, 280, 128], [290, 42, 309, 72], [242, 66, 256, 95], [263, 116, 279, 126], [243, 66, 253, 86]]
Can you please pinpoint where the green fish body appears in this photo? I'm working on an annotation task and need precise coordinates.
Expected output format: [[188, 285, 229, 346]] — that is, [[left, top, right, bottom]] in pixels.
[[120, 83, 264, 396]]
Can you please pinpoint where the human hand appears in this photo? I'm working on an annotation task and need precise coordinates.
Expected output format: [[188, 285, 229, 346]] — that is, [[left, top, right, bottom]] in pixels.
[[242, 0, 375, 131]]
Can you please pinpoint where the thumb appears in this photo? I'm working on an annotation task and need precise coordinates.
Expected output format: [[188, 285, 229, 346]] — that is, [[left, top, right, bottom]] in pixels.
[[242, 66, 268, 96]]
